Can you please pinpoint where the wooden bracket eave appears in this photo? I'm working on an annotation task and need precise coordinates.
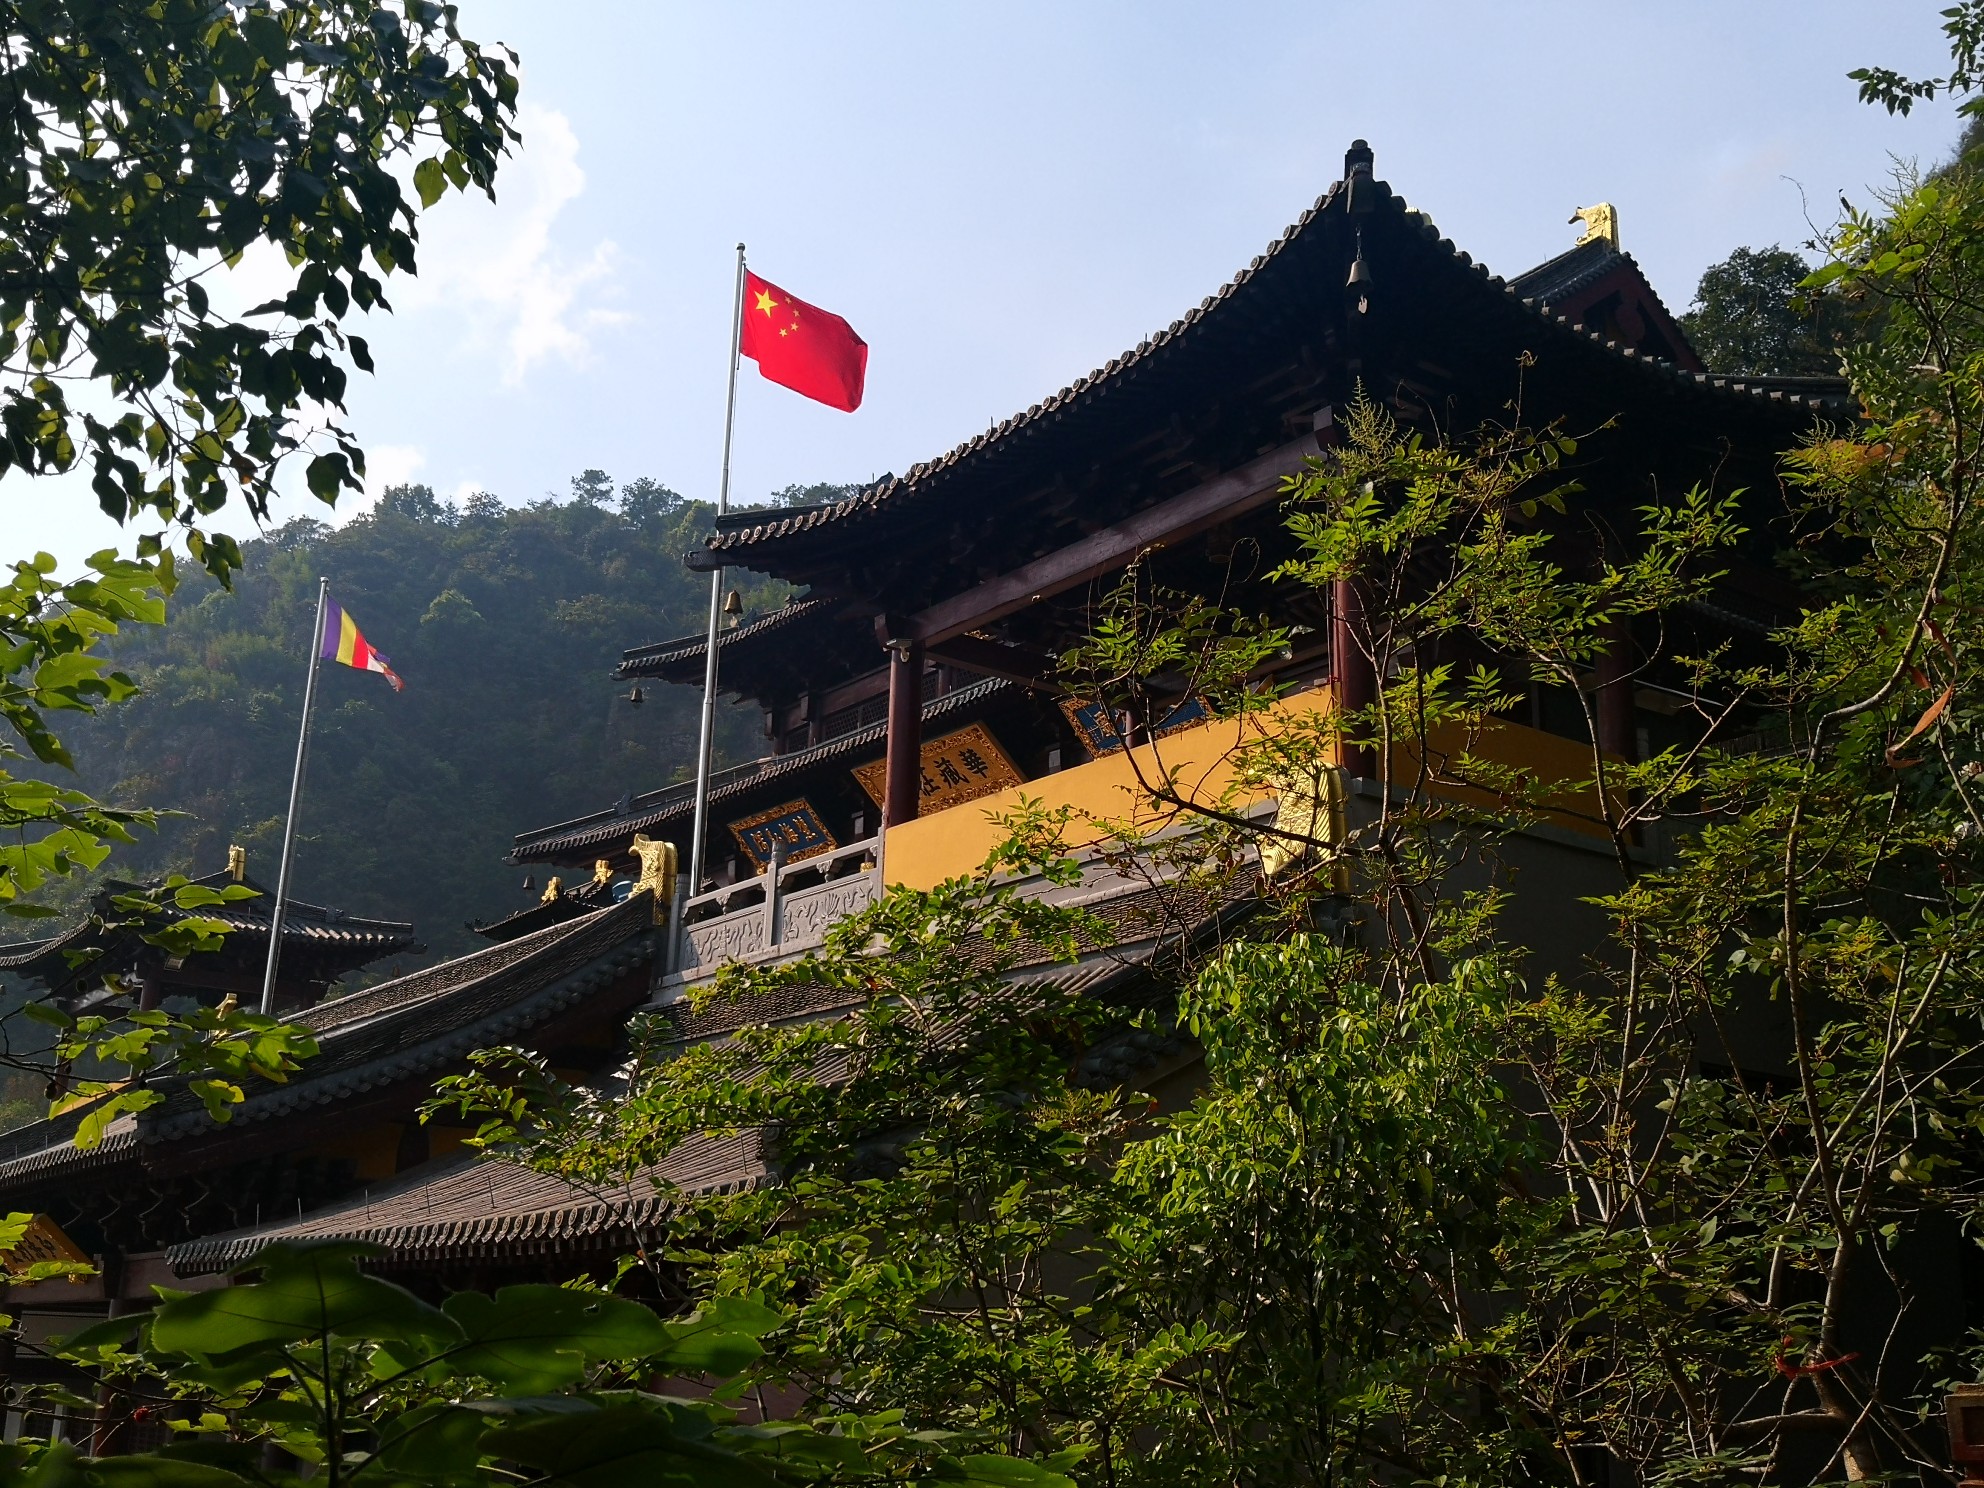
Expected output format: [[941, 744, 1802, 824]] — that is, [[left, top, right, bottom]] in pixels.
[[899, 433, 1322, 647], [924, 633, 1061, 689]]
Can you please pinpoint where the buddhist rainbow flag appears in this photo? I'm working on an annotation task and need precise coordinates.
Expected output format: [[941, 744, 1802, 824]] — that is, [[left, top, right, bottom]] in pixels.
[[320, 596, 403, 692]]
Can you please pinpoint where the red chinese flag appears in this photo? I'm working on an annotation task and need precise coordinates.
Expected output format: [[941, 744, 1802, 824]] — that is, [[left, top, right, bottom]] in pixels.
[[739, 270, 868, 412]]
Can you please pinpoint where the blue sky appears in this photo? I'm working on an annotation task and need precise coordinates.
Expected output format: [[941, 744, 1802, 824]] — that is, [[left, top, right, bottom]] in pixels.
[[4, 2, 1966, 566]]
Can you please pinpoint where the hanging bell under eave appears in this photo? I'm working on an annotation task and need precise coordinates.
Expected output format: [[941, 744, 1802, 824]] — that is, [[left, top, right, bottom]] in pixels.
[[1341, 227, 1372, 317], [722, 589, 744, 630], [1346, 233, 1371, 315], [627, 685, 644, 707]]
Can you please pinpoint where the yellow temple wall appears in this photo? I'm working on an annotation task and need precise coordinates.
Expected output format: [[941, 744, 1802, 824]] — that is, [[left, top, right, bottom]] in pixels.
[[881, 683, 1619, 892]]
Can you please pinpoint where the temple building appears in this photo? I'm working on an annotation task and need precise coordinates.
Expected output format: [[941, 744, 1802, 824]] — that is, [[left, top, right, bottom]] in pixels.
[[514, 141, 1841, 955], [0, 860, 417, 1018], [0, 143, 1852, 1436]]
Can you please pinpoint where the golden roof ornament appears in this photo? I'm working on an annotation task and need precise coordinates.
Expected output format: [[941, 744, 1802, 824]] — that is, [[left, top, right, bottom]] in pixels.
[[539, 875, 562, 905], [1569, 202, 1619, 249], [592, 858, 613, 887], [227, 844, 246, 882], [1260, 764, 1348, 889], [630, 834, 678, 922]]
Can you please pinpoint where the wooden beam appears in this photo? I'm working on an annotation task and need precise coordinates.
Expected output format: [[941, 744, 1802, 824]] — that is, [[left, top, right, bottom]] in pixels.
[[897, 433, 1321, 647], [925, 633, 1059, 689]]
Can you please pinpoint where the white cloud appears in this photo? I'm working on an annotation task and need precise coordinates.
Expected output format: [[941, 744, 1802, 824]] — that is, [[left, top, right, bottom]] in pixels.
[[367, 443, 428, 490], [397, 103, 627, 384]]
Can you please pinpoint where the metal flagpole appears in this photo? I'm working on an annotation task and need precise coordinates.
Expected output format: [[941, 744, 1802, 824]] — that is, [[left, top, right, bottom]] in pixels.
[[688, 243, 748, 896], [260, 576, 329, 1015]]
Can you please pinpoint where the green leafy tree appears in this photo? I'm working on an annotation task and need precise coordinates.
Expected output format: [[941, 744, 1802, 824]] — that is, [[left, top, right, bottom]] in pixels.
[[1, 0, 516, 540], [1681, 245, 1850, 376], [430, 811, 1541, 1486], [0, 0, 518, 1009], [434, 831, 1120, 1479], [0, 0, 520, 1414], [6, 1239, 1064, 1486], [0, 0, 515, 1182], [617, 476, 686, 526], [46, 478, 783, 960]]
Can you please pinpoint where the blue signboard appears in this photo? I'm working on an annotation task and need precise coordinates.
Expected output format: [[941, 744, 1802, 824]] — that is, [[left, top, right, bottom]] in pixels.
[[1059, 695, 1211, 758], [729, 798, 837, 872]]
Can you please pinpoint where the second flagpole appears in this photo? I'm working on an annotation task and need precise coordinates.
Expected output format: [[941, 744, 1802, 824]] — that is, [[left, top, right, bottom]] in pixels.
[[260, 575, 329, 1014], [688, 243, 748, 897]]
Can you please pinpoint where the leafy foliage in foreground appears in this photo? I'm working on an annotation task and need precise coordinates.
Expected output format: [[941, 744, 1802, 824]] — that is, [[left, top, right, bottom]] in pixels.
[[0, 0, 515, 541], [6, 1241, 1069, 1488], [2, 0, 519, 922], [0, 0, 518, 1128], [432, 816, 1535, 1487]]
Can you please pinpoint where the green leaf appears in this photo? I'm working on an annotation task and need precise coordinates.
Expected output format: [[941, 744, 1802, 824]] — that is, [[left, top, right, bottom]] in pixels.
[[413, 156, 448, 208], [658, 1295, 782, 1377], [50, 1310, 151, 1354], [374, 1399, 506, 1478], [940, 1456, 1081, 1488], [440, 1284, 672, 1393], [150, 1242, 459, 1356], [480, 1403, 783, 1488], [24, 1449, 257, 1487]]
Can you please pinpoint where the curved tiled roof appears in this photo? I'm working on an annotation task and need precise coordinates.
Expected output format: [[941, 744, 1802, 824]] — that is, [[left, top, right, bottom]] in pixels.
[[694, 164, 1855, 574], [0, 872, 415, 977], [0, 898, 665, 1198], [0, 1110, 141, 1190], [615, 596, 835, 679], [144, 895, 665, 1143], [512, 677, 1014, 863], [167, 1130, 767, 1274], [168, 864, 1260, 1274], [1509, 239, 1643, 309]]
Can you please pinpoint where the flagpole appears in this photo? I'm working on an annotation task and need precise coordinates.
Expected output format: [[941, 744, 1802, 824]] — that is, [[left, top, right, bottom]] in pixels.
[[260, 576, 328, 1015], [688, 243, 747, 896]]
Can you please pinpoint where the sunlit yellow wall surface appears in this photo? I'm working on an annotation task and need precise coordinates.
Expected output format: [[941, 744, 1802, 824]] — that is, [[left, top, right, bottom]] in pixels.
[[881, 682, 1618, 892]]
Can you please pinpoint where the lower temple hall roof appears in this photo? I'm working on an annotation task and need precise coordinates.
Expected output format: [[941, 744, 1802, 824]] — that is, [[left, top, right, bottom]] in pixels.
[[0, 895, 667, 1201]]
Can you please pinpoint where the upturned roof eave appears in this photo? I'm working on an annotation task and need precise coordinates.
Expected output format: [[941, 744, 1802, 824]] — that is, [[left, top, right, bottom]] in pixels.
[[682, 170, 1856, 586]]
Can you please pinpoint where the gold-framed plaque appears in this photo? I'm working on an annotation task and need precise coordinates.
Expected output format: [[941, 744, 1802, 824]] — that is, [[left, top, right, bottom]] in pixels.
[[853, 721, 1025, 815], [0, 1213, 90, 1270], [729, 799, 837, 872], [1058, 695, 1210, 758]]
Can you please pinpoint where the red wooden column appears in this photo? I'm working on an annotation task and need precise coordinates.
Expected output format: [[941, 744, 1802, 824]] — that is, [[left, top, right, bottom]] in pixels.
[[1332, 577, 1377, 779], [883, 640, 925, 829], [1596, 620, 1637, 763]]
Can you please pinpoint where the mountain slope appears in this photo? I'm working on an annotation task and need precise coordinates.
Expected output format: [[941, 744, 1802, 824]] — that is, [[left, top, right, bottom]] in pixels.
[[54, 477, 791, 967]]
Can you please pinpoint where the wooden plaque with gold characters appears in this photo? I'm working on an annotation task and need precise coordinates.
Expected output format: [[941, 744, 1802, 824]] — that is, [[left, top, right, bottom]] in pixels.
[[852, 721, 1025, 815], [1058, 695, 1210, 759], [0, 1212, 91, 1274], [729, 799, 837, 872]]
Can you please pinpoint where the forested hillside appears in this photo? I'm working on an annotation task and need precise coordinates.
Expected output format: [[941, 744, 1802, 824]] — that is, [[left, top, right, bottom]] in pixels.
[[50, 473, 808, 967]]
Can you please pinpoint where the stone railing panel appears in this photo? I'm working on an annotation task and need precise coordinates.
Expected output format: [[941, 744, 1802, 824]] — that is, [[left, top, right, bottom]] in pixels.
[[682, 909, 766, 974], [778, 870, 880, 948]]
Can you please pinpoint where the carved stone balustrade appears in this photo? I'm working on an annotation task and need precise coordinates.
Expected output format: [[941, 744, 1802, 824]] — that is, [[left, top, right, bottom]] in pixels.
[[668, 837, 880, 984]]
